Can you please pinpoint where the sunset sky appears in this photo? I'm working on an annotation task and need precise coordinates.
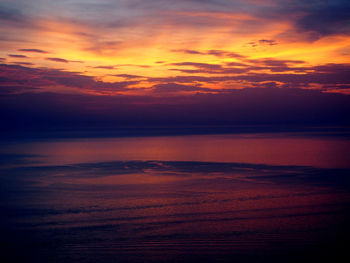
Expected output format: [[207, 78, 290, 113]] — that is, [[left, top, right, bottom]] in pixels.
[[1, 3, 350, 261], [1, 0, 350, 133]]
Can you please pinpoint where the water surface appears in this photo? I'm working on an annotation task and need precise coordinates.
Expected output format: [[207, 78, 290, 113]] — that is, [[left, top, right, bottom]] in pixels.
[[1, 132, 349, 262]]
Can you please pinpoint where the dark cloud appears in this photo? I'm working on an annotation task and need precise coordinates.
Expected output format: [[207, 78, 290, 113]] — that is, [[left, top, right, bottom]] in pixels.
[[46, 57, 69, 63], [312, 63, 350, 74], [0, 64, 138, 94], [1, 59, 350, 102], [0, 85, 38, 95], [245, 58, 307, 73], [246, 41, 258, 48], [207, 50, 247, 58], [233, 63, 350, 86], [148, 75, 212, 83], [225, 62, 248, 67], [172, 62, 223, 70], [245, 39, 278, 47], [258, 39, 278, 45], [91, 65, 117, 70], [0, 5, 25, 23], [0, 154, 39, 167], [18, 49, 48, 53], [171, 61, 248, 74], [170, 58, 308, 74], [8, 54, 27, 58], [172, 49, 247, 58], [45, 58, 84, 64], [152, 83, 213, 93], [115, 64, 152, 68], [11, 62, 34, 66], [254, 0, 350, 40], [0, 87, 349, 136], [172, 49, 205, 55], [294, 1, 350, 38], [148, 62, 350, 95], [170, 67, 248, 74]]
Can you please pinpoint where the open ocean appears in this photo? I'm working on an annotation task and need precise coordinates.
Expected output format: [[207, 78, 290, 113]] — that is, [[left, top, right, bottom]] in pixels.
[[1, 132, 350, 262]]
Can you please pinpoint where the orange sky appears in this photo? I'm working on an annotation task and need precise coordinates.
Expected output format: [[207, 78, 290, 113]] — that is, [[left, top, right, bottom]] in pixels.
[[1, 0, 350, 96]]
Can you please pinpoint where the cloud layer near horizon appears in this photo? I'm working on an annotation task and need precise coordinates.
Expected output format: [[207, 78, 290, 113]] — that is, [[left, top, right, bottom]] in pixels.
[[1, 81, 349, 135], [1, 1, 350, 132]]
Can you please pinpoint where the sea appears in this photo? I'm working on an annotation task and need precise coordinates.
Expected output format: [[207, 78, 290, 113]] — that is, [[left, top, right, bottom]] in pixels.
[[1, 131, 350, 262]]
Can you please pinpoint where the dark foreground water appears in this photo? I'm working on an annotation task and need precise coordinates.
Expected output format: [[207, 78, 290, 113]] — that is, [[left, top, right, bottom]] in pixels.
[[1, 133, 350, 263]]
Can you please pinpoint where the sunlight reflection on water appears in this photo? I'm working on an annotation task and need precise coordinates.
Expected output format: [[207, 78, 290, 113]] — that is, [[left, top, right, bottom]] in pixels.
[[1, 133, 350, 263], [2, 133, 350, 168]]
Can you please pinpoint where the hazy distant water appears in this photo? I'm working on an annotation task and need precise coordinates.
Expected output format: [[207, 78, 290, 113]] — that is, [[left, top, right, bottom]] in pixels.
[[1, 133, 350, 263]]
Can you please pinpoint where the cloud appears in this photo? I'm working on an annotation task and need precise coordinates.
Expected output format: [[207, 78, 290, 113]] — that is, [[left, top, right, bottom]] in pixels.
[[152, 83, 213, 93], [45, 57, 85, 64], [232, 64, 350, 86], [11, 62, 34, 66], [169, 58, 308, 75], [46, 57, 69, 63], [0, 154, 39, 167], [172, 49, 247, 58], [0, 5, 26, 23], [0, 85, 38, 95], [8, 54, 27, 58], [246, 39, 278, 47], [0, 63, 138, 95], [244, 58, 307, 73], [172, 62, 223, 70], [170, 68, 247, 75], [1, 56, 350, 97], [253, 0, 350, 40], [258, 39, 277, 45], [172, 49, 205, 55], [91, 65, 117, 70], [18, 49, 48, 53], [255, 58, 305, 67], [113, 74, 145, 79], [152, 59, 350, 92], [1, 86, 349, 136], [1, 1, 350, 138], [207, 50, 247, 58], [294, 1, 350, 38]]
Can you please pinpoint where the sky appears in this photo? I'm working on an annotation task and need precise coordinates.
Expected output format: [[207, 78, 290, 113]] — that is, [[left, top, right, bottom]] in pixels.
[[1, 0, 350, 134]]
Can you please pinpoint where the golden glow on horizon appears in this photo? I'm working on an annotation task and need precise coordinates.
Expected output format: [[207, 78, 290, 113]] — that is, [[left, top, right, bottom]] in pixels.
[[1, 3, 350, 96]]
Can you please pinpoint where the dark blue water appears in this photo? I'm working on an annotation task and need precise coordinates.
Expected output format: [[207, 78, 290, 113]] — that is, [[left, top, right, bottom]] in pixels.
[[1, 133, 350, 262]]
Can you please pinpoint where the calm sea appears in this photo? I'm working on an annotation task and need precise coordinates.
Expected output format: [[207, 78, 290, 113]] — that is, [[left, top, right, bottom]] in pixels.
[[1, 132, 350, 262]]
